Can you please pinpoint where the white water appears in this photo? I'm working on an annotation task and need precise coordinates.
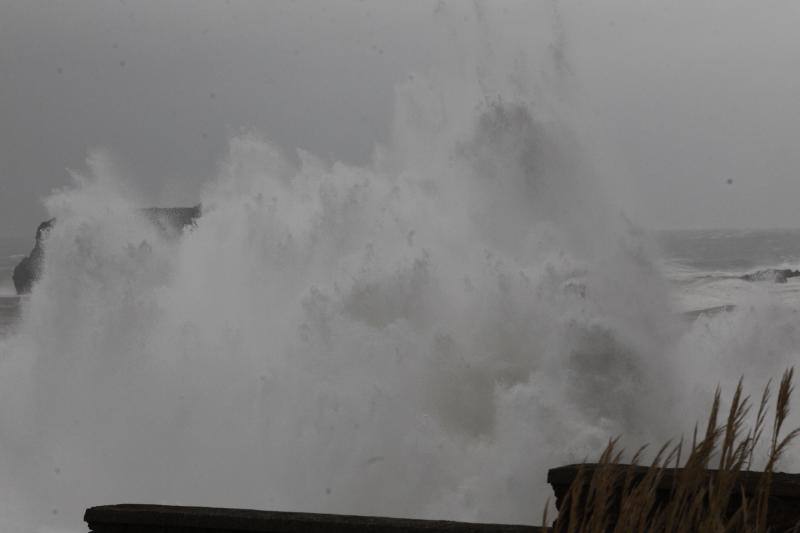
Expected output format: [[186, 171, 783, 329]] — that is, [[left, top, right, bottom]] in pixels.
[[1, 4, 799, 532]]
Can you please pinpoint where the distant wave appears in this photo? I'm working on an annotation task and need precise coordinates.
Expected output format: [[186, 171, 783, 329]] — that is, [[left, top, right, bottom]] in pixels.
[[681, 304, 737, 321], [660, 262, 741, 283], [662, 261, 800, 285]]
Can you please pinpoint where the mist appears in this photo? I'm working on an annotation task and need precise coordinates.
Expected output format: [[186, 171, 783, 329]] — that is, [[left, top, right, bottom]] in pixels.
[[3, 0, 800, 238]]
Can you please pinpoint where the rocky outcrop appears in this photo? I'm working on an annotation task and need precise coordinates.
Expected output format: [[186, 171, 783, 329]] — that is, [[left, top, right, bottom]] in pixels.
[[12, 205, 201, 295], [12, 218, 55, 295], [741, 268, 800, 283]]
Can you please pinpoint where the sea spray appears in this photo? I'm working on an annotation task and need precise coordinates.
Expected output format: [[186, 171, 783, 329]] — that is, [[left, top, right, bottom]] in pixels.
[[1, 4, 799, 533], [0, 96, 680, 532]]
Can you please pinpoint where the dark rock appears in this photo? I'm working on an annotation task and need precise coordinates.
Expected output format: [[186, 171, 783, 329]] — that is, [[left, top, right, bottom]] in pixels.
[[741, 268, 800, 284], [140, 205, 203, 239], [12, 205, 201, 295], [12, 218, 54, 295], [84, 504, 536, 533]]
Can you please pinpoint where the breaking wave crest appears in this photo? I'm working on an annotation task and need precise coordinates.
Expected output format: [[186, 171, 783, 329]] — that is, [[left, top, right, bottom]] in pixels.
[[1, 5, 799, 532]]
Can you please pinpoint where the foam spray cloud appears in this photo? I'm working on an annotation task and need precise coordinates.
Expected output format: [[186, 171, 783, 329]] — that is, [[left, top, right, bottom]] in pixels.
[[1, 3, 798, 532]]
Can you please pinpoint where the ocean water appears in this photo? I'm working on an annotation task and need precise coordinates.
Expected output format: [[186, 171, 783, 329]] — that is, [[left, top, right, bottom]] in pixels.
[[659, 229, 800, 273], [2, 6, 800, 533], [658, 229, 800, 316], [6, 230, 800, 332]]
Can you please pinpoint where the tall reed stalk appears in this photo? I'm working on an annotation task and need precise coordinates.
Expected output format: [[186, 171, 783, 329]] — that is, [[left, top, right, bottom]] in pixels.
[[546, 369, 800, 532]]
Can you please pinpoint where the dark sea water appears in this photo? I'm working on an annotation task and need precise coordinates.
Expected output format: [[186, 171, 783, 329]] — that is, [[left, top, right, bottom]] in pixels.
[[652, 229, 800, 314], [657, 228, 800, 273]]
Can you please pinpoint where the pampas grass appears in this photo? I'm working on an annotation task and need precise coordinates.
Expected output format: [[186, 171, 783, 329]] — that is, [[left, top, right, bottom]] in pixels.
[[546, 368, 800, 532]]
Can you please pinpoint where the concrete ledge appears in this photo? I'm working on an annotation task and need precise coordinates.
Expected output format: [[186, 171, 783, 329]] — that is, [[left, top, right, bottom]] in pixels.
[[84, 504, 538, 533], [548, 464, 800, 499]]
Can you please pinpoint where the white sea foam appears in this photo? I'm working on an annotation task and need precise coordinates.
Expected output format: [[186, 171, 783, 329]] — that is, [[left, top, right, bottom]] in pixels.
[[1, 4, 799, 532]]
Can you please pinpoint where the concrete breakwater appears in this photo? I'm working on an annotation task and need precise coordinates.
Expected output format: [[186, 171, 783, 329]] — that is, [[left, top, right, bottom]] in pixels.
[[84, 465, 800, 532], [548, 464, 800, 532], [84, 505, 536, 533]]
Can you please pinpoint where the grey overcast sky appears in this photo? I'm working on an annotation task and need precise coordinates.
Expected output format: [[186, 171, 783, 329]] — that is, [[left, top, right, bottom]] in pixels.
[[1, 0, 800, 238]]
